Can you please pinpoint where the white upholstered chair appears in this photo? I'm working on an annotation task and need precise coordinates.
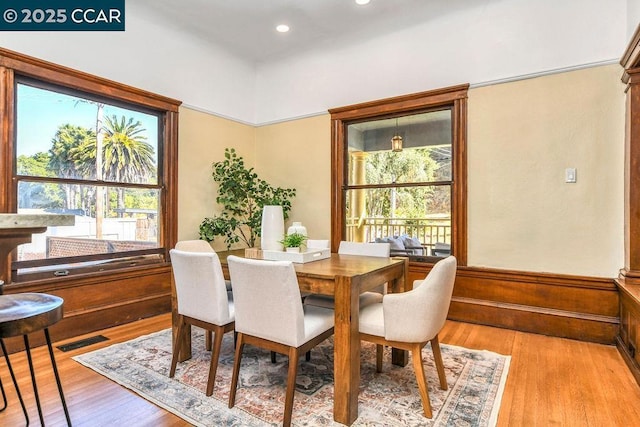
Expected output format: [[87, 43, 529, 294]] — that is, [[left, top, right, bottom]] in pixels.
[[169, 249, 235, 396], [359, 255, 457, 418], [306, 239, 330, 249], [303, 241, 391, 309], [174, 240, 231, 351], [175, 240, 232, 291], [175, 239, 213, 252], [226, 256, 334, 427]]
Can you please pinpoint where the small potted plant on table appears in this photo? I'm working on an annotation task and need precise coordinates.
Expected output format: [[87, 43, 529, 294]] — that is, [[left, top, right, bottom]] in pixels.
[[280, 232, 307, 253]]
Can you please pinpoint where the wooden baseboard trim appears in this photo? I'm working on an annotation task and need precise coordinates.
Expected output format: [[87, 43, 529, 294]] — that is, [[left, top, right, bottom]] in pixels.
[[451, 296, 619, 325], [62, 291, 171, 318], [449, 296, 618, 344], [408, 263, 619, 343]]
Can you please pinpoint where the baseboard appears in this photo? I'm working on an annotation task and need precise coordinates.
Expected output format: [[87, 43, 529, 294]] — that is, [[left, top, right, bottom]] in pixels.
[[408, 263, 619, 344], [449, 296, 618, 344]]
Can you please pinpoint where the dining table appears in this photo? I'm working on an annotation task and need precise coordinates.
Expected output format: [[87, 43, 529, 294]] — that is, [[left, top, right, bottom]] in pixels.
[[171, 249, 409, 426]]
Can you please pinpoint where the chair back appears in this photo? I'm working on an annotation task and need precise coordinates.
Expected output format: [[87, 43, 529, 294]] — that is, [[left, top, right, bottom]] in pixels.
[[338, 241, 390, 257], [170, 249, 232, 325], [306, 239, 330, 249], [227, 256, 306, 347], [384, 256, 457, 343], [175, 239, 214, 252]]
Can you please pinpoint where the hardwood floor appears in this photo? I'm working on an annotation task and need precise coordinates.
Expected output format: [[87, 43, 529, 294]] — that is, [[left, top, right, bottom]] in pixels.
[[1, 313, 639, 426]]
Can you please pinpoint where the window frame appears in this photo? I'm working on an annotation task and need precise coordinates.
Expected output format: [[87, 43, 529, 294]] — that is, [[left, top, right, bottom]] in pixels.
[[0, 47, 180, 283], [329, 85, 468, 265]]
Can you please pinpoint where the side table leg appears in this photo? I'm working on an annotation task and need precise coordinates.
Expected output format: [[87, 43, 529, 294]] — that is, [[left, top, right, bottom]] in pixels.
[[24, 334, 46, 426], [0, 339, 29, 424], [44, 328, 72, 426], [0, 372, 6, 411]]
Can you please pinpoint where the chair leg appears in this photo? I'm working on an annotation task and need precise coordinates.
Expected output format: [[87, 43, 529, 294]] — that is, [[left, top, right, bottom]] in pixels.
[[169, 317, 186, 378], [430, 335, 448, 390], [271, 351, 277, 363], [206, 326, 225, 396], [305, 350, 311, 361], [411, 343, 433, 418], [229, 333, 245, 408], [205, 330, 213, 351], [283, 347, 300, 427], [376, 344, 384, 373]]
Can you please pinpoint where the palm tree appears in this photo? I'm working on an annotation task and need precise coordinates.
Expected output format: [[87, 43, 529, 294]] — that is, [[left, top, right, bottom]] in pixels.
[[102, 115, 156, 216], [49, 124, 95, 210]]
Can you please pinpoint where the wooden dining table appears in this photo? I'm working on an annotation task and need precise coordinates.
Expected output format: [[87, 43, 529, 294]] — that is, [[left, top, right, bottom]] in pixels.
[[171, 249, 409, 426]]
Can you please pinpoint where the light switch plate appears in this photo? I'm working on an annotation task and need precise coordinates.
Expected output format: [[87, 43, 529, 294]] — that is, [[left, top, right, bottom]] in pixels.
[[565, 168, 577, 183]]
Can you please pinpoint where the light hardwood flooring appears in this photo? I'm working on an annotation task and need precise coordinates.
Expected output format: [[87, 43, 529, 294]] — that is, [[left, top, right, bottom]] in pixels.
[[1, 313, 639, 426]]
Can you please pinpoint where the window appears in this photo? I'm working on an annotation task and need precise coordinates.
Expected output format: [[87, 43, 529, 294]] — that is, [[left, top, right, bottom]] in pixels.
[[0, 48, 180, 281], [329, 85, 468, 264]]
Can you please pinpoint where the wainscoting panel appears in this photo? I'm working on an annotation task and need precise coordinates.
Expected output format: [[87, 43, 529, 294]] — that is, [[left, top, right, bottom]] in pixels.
[[2, 264, 172, 353], [616, 278, 640, 385], [408, 263, 619, 344]]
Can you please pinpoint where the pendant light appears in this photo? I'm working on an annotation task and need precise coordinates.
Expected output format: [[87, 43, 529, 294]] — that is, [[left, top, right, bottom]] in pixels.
[[391, 118, 403, 152]]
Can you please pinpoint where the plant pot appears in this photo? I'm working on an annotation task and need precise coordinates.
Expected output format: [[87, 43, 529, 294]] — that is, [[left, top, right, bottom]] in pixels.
[[285, 247, 300, 253]]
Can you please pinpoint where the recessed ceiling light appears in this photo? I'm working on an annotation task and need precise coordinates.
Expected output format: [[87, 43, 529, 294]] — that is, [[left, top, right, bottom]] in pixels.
[[356, 0, 371, 5], [276, 24, 290, 33]]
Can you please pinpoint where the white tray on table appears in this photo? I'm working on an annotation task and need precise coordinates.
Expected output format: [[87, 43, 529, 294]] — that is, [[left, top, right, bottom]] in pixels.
[[262, 248, 330, 263]]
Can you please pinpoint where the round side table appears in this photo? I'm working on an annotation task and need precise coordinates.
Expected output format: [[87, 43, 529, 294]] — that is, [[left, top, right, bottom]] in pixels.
[[0, 292, 72, 426]]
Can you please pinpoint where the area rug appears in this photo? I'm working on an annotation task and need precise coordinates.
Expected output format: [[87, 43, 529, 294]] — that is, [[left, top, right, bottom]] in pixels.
[[73, 328, 510, 426]]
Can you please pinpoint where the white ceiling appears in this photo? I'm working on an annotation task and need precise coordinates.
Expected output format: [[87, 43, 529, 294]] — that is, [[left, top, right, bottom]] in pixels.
[[134, 0, 478, 64]]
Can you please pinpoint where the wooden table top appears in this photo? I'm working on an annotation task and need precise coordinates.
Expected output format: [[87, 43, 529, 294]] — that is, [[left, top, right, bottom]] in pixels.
[[218, 249, 405, 278], [0, 293, 63, 338]]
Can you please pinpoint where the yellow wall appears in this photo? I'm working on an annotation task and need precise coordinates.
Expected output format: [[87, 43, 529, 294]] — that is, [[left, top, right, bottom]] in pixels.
[[254, 115, 332, 241], [178, 64, 625, 278], [468, 64, 625, 277], [177, 107, 255, 251]]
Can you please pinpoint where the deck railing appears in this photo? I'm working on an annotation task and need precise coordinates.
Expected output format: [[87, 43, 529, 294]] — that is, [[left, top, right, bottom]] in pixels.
[[345, 217, 451, 250]]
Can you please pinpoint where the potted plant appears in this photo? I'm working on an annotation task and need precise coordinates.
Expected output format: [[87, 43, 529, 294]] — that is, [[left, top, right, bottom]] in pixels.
[[199, 148, 296, 250], [280, 232, 308, 253]]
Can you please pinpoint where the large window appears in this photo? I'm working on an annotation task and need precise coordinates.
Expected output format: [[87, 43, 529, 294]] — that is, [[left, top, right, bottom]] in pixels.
[[330, 85, 468, 264], [0, 48, 180, 282]]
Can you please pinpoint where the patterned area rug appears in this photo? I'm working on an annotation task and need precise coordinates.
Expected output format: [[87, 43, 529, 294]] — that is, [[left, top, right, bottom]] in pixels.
[[73, 328, 510, 426]]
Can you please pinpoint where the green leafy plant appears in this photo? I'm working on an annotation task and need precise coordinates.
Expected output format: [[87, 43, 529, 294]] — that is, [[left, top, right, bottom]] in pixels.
[[279, 232, 307, 248], [199, 148, 296, 249]]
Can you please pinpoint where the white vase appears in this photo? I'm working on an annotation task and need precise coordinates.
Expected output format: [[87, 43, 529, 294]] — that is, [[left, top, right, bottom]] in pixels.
[[286, 247, 300, 253], [287, 221, 307, 237], [261, 205, 284, 251]]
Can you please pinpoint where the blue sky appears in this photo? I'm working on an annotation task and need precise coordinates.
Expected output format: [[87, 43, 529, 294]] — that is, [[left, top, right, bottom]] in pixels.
[[16, 84, 159, 161]]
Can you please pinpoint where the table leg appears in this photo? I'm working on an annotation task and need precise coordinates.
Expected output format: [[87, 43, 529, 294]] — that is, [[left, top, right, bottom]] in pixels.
[[333, 275, 359, 425], [0, 371, 5, 411]]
